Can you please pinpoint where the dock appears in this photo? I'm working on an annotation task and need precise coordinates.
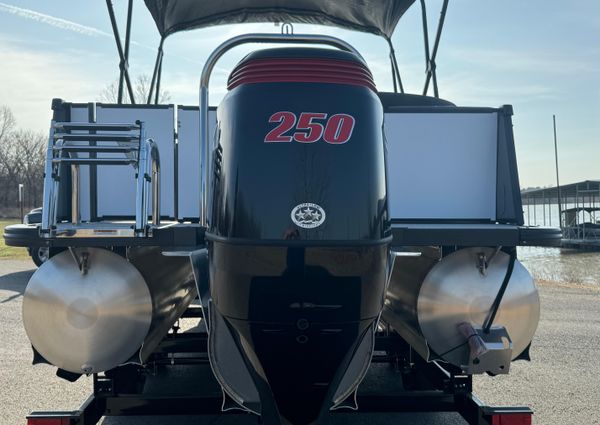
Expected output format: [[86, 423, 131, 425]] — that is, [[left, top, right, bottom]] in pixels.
[[521, 180, 600, 250]]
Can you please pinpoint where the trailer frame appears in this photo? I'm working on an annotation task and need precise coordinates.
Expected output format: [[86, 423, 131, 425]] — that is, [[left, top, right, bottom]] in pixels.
[[26, 328, 532, 425]]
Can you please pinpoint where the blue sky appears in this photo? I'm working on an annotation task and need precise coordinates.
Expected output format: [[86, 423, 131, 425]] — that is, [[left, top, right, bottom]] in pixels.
[[0, 1, 598, 188]]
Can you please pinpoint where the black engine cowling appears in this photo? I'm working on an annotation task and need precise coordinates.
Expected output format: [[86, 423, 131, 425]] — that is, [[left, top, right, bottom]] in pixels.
[[207, 47, 389, 425]]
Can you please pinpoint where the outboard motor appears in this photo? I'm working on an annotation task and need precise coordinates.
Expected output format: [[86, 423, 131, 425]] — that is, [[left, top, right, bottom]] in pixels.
[[206, 48, 389, 424]]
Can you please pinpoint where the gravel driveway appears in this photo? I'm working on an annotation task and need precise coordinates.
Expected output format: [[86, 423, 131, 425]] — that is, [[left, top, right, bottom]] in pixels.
[[1, 259, 598, 424]]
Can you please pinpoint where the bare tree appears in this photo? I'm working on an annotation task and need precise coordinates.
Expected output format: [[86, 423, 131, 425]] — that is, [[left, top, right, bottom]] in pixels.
[[12, 130, 46, 208], [98, 74, 171, 104], [0, 106, 16, 143], [0, 106, 18, 208], [0, 105, 46, 215]]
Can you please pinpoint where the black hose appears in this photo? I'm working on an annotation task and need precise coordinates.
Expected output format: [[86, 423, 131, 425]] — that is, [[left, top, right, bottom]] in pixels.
[[483, 249, 517, 333]]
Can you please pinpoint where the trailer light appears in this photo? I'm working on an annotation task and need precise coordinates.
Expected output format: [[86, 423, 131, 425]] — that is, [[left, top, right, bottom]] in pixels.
[[491, 413, 532, 425], [27, 416, 73, 425]]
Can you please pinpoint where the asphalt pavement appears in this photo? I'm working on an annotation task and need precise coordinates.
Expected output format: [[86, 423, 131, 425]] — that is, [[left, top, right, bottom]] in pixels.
[[1, 259, 599, 425]]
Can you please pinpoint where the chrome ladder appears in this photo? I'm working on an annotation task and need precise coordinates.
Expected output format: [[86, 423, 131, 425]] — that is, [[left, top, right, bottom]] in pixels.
[[41, 121, 160, 238]]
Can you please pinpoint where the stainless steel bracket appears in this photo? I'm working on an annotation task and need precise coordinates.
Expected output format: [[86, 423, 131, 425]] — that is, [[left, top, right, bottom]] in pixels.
[[460, 326, 512, 375], [69, 247, 90, 275]]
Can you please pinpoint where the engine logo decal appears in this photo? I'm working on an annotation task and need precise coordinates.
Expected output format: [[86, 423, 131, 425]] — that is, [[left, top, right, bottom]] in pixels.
[[291, 203, 326, 229], [265, 112, 355, 144]]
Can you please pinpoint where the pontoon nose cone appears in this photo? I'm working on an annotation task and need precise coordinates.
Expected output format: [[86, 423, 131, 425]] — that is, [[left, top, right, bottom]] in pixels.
[[22, 248, 152, 374]]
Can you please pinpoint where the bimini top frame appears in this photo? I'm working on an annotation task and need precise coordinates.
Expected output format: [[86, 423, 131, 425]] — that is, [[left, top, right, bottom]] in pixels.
[[104, 0, 450, 104], [198, 33, 362, 226], [143, 0, 415, 38]]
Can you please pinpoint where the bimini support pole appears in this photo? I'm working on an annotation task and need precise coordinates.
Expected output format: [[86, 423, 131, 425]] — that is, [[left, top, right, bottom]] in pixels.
[[390, 57, 398, 93], [154, 52, 164, 105], [423, 0, 449, 98], [106, 0, 136, 104], [386, 37, 404, 93], [148, 37, 165, 104], [419, 0, 433, 92], [119, 0, 134, 103], [553, 115, 563, 228]]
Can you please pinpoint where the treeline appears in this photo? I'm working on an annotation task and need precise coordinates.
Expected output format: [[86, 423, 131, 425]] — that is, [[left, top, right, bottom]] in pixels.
[[0, 106, 45, 217]]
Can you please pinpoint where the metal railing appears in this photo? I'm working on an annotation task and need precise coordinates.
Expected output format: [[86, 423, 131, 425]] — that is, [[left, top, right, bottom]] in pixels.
[[135, 138, 161, 234], [40, 121, 160, 238]]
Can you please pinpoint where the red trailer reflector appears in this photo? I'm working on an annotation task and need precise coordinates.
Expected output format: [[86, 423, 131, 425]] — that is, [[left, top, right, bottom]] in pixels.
[[27, 417, 72, 425], [491, 413, 532, 425]]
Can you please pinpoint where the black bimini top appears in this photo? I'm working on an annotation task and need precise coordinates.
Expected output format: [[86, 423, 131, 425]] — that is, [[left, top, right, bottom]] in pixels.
[[143, 0, 416, 38]]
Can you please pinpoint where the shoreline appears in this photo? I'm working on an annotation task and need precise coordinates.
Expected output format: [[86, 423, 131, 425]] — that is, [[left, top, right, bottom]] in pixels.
[[535, 278, 600, 291]]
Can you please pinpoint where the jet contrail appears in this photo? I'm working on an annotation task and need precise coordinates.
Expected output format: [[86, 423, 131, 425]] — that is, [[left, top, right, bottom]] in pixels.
[[0, 2, 204, 63], [0, 2, 111, 38]]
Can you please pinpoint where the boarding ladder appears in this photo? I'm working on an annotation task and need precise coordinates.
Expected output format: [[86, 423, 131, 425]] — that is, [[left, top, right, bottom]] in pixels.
[[41, 121, 160, 238]]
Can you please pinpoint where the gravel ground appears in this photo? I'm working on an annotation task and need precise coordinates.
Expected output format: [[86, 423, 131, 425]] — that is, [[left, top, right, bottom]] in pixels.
[[474, 281, 600, 424], [0, 260, 91, 425], [1, 259, 599, 425]]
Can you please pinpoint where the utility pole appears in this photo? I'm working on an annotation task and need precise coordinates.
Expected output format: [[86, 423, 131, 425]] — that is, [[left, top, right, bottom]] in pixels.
[[553, 115, 562, 229], [18, 183, 24, 223]]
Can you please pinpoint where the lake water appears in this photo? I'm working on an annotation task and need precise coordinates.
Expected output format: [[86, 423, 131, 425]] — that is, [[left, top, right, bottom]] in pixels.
[[518, 246, 600, 286], [517, 203, 600, 286]]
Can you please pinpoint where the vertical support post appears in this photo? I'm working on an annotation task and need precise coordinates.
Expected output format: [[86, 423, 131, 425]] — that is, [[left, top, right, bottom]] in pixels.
[[548, 190, 552, 226], [135, 122, 147, 235], [18, 183, 24, 223], [151, 149, 161, 226], [41, 124, 57, 234], [87, 103, 98, 222], [173, 109, 179, 221], [542, 190, 546, 226], [584, 186, 588, 241], [199, 86, 209, 226], [71, 165, 80, 225], [576, 185, 580, 239], [533, 196, 537, 225], [553, 115, 562, 230]]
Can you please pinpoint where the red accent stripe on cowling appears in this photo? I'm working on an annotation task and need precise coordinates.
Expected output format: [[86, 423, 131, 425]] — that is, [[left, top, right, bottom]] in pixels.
[[227, 58, 376, 91]]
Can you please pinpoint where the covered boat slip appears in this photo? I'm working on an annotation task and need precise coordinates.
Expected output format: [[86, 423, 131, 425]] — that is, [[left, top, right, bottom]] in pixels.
[[522, 180, 600, 249], [4, 98, 558, 249]]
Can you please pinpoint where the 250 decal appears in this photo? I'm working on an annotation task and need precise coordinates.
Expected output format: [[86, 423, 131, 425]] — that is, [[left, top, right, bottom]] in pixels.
[[264, 112, 355, 144]]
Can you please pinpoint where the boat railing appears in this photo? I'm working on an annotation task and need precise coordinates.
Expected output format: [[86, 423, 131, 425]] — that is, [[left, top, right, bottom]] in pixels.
[[40, 121, 161, 238]]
